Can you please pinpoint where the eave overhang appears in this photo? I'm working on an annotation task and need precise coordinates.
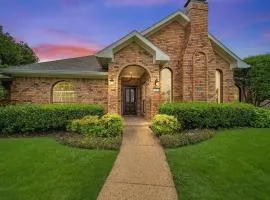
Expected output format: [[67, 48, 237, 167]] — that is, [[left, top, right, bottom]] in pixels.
[[209, 34, 250, 68], [1, 69, 108, 79], [141, 10, 249, 69], [96, 31, 169, 64]]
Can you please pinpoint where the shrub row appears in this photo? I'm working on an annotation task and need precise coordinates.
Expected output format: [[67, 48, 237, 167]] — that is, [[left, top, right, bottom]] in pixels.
[[0, 104, 104, 134], [67, 113, 123, 138], [159, 130, 215, 148], [160, 103, 266, 130]]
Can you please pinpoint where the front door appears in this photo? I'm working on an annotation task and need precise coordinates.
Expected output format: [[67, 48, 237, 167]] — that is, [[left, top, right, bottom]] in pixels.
[[124, 87, 137, 115]]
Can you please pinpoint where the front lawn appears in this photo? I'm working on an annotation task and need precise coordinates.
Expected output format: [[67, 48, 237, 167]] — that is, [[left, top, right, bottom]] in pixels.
[[0, 137, 117, 200], [166, 128, 270, 200]]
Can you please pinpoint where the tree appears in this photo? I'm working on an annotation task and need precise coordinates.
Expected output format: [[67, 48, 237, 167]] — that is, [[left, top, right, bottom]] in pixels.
[[0, 25, 38, 68], [235, 54, 270, 107]]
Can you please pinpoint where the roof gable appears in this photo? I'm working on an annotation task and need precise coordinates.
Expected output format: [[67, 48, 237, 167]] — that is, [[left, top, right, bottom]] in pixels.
[[142, 10, 190, 37], [96, 31, 169, 63], [141, 10, 249, 68]]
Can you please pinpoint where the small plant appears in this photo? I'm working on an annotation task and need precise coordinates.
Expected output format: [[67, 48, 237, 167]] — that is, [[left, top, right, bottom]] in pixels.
[[100, 113, 124, 137], [151, 114, 180, 136], [67, 113, 124, 138], [159, 130, 215, 148]]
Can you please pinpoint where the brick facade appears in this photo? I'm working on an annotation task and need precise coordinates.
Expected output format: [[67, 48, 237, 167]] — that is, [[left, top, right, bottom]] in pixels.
[[108, 42, 160, 119], [7, 0, 238, 118], [10, 77, 108, 111]]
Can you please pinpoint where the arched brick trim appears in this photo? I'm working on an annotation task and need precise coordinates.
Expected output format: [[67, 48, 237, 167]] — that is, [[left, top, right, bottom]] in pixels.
[[116, 64, 152, 118], [192, 51, 208, 101], [51, 80, 76, 103], [160, 67, 173, 102], [116, 64, 152, 84], [215, 69, 224, 103]]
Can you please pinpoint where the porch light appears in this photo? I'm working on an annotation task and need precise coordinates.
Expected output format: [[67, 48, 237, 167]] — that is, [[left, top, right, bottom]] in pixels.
[[109, 77, 115, 85], [153, 79, 160, 92]]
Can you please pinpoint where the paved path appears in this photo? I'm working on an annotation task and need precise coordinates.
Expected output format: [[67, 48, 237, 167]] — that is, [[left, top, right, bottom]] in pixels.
[[97, 118, 178, 200]]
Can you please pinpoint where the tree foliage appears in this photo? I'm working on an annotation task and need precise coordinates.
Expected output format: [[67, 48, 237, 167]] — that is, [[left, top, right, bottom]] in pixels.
[[235, 54, 270, 107], [0, 25, 38, 68]]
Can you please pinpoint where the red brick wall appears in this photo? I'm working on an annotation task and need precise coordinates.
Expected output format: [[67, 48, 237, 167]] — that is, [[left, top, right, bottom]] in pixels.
[[108, 42, 161, 119], [214, 52, 235, 102], [10, 77, 108, 111], [147, 21, 186, 101]]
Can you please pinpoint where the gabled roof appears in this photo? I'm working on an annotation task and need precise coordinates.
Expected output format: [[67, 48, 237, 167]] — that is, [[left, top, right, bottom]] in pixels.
[[96, 31, 169, 63], [1, 56, 108, 79], [142, 10, 190, 36], [141, 10, 249, 68]]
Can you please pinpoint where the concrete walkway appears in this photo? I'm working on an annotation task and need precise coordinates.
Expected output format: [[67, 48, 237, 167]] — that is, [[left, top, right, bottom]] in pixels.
[[97, 117, 178, 200]]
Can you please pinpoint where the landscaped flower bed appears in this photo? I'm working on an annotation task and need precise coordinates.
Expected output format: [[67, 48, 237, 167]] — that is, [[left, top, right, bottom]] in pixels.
[[153, 103, 270, 148], [61, 113, 124, 150]]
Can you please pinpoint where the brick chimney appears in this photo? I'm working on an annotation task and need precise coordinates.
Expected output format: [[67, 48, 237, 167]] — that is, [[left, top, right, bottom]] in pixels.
[[182, 0, 216, 102], [185, 0, 209, 40]]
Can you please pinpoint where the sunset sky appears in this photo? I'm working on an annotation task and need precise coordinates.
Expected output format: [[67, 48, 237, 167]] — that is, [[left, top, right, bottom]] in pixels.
[[1, 0, 270, 62]]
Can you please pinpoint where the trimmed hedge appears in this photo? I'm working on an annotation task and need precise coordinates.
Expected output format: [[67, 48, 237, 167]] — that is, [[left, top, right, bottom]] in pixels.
[[0, 104, 104, 134], [160, 103, 258, 130], [151, 114, 180, 136], [67, 113, 123, 138]]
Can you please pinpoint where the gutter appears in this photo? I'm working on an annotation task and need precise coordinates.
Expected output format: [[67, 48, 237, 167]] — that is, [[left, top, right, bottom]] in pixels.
[[1, 69, 108, 80]]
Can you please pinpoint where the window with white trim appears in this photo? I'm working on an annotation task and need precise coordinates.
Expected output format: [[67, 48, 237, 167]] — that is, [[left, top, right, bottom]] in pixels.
[[52, 81, 75, 103]]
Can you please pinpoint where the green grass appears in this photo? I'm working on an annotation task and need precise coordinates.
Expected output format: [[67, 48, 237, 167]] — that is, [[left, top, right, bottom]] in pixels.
[[166, 128, 270, 200], [0, 137, 117, 200]]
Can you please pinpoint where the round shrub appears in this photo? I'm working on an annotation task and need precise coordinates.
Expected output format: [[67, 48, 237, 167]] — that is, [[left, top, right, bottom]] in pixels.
[[100, 113, 124, 137], [67, 113, 124, 138], [151, 114, 180, 136]]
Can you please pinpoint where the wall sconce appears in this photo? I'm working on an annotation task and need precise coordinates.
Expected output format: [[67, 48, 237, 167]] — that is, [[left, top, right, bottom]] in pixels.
[[109, 77, 115, 85], [153, 79, 160, 93]]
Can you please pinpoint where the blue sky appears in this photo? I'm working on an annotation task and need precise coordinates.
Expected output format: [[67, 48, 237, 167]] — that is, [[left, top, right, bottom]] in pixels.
[[1, 0, 270, 62]]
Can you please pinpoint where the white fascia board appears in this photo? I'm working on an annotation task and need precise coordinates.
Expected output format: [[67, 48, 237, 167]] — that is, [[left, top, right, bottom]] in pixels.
[[209, 34, 250, 68], [96, 31, 169, 62], [141, 10, 190, 36]]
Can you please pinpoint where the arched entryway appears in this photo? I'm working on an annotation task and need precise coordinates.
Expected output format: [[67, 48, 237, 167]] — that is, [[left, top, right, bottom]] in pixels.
[[118, 65, 151, 119]]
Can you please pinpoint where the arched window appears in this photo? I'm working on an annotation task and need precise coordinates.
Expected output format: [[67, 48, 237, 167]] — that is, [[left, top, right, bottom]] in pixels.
[[215, 70, 223, 103], [234, 85, 241, 102], [161, 68, 172, 102], [52, 81, 75, 103]]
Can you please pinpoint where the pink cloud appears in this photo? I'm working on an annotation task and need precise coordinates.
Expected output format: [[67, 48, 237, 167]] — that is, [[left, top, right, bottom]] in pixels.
[[33, 44, 98, 62], [31, 28, 103, 62]]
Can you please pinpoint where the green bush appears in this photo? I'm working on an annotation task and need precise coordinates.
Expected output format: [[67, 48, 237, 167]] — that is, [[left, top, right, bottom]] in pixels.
[[159, 130, 215, 148], [251, 108, 270, 128], [151, 114, 180, 136], [0, 104, 104, 134], [160, 103, 257, 130], [67, 113, 123, 138], [100, 113, 124, 137]]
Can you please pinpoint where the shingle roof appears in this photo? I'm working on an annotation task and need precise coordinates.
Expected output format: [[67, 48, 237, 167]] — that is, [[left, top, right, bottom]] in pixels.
[[5, 55, 106, 72]]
